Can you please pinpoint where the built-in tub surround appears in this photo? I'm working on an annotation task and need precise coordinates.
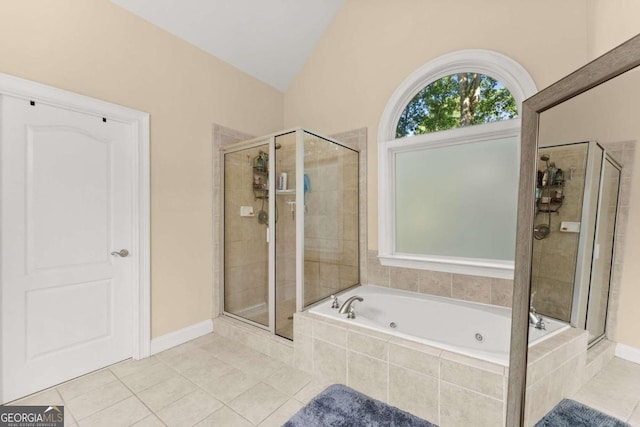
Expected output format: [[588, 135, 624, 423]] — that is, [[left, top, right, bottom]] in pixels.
[[367, 250, 515, 308], [294, 285, 582, 427], [308, 285, 567, 366]]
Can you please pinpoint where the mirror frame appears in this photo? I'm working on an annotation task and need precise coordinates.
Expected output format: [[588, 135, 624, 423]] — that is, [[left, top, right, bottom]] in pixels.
[[506, 33, 640, 425]]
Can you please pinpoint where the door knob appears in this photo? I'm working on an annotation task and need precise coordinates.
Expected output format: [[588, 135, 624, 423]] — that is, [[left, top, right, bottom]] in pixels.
[[111, 249, 130, 257]]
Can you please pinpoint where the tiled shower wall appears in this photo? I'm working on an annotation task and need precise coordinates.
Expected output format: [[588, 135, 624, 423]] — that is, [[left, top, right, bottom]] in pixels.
[[303, 134, 359, 305], [531, 143, 589, 321]]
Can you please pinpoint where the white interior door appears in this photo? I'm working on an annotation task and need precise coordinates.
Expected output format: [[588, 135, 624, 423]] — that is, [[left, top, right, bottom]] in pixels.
[[1, 95, 135, 402]]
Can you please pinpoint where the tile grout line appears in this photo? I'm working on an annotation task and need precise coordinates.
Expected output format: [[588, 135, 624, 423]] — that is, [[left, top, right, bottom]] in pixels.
[[110, 368, 169, 427]]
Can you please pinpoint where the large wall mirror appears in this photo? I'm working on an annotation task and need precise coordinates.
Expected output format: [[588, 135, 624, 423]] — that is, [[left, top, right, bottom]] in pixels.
[[507, 34, 640, 426]]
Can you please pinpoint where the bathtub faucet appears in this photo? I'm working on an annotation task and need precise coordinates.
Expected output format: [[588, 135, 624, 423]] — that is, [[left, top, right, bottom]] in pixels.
[[529, 308, 545, 330], [338, 296, 364, 319]]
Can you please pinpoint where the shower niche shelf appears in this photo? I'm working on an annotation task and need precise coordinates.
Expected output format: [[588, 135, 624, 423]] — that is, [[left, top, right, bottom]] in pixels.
[[276, 189, 296, 195]]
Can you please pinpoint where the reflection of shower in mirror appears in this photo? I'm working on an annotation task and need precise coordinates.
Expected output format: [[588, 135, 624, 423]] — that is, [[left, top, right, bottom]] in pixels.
[[534, 153, 565, 240]]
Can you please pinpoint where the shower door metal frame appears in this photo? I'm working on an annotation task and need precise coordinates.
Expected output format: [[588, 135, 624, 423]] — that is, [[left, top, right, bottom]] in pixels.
[[570, 141, 622, 340], [220, 128, 311, 335], [583, 151, 621, 345], [221, 127, 362, 335], [571, 141, 602, 328], [221, 136, 276, 334]]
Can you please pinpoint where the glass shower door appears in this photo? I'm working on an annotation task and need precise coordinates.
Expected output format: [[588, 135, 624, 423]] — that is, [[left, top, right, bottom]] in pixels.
[[274, 132, 297, 339], [223, 141, 270, 327], [302, 131, 359, 308], [585, 155, 621, 343]]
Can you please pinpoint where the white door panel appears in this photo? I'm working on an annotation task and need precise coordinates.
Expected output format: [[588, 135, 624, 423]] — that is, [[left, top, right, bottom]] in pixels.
[[1, 95, 134, 402], [28, 126, 112, 271]]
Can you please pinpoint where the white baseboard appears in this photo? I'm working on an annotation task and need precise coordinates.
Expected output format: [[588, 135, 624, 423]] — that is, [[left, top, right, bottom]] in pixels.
[[615, 343, 640, 365], [150, 319, 213, 355]]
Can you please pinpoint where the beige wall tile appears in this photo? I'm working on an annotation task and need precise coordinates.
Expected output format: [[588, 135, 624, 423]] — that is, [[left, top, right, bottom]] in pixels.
[[367, 252, 390, 287], [313, 320, 347, 347], [490, 278, 514, 307], [451, 274, 492, 304], [389, 342, 439, 377], [440, 382, 504, 427], [525, 376, 553, 427], [388, 365, 439, 423], [389, 267, 420, 292], [347, 352, 388, 402], [440, 359, 504, 400], [347, 330, 389, 361], [313, 339, 347, 383], [419, 270, 453, 298], [561, 352, 586, 396], [294, 333, 313, 373], [440, 351, 505, 375]]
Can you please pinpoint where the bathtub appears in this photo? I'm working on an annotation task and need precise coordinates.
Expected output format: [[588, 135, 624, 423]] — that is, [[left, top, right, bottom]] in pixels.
[[308, 284, 568, 366]]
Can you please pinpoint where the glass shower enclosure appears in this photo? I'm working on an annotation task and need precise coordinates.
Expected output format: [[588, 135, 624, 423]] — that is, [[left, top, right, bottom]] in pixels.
[[222, 129, 359, 340], [531, 141, 621, 345]]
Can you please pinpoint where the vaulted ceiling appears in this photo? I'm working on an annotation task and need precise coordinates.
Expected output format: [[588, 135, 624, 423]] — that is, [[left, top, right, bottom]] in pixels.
[[110, 0, 345, 91]]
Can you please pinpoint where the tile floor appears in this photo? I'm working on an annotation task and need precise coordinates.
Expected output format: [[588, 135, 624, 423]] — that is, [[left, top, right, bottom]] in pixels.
[[8, 331, 640, 427], [571, 357, 640, 426], [8, 333, 332, 427]]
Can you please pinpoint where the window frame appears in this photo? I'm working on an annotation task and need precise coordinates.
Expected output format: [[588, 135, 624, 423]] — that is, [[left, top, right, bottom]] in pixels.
[[377, 50, 538, 279]]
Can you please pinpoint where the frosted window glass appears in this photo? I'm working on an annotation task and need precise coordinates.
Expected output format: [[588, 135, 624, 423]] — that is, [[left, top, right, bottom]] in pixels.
[[395, 136, 518, 260]]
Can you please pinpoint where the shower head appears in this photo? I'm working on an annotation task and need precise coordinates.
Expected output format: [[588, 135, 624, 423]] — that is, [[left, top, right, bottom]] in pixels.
[[540, 154, 550, 161]]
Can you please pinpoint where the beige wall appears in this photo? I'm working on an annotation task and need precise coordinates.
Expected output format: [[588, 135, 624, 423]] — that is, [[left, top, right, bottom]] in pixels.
[[0, 0, 284, 338], [284, 0, 590, 247], [284, 0, 640, 349], [587, 0, 640, 59], [586, 1, 640, 349], [4, 0, 639, 348]]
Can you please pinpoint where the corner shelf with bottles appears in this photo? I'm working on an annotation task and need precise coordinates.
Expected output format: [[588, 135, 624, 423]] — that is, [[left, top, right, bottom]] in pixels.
[[536, 165, 565, 214]]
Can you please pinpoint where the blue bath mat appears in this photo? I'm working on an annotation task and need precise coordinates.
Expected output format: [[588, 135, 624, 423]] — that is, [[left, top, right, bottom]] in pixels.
[[535, 399, 630, 427], [284, 384, 438, 427]]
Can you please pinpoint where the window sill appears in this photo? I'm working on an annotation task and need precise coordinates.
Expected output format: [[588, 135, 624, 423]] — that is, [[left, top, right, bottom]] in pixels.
[[378, 253, 514, 279]]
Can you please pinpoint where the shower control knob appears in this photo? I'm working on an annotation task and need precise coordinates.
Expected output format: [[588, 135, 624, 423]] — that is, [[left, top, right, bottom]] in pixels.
[[330, 295, 340, 309]]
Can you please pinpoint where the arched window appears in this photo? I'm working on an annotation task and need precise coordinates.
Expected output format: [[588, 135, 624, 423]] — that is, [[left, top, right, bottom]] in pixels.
[[396, 73, 518, 137], [378, 50, 537, 278]]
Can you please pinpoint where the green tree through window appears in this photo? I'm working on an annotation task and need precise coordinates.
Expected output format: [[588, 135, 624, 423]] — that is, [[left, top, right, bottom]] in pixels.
[[396, 73, 518, 138]]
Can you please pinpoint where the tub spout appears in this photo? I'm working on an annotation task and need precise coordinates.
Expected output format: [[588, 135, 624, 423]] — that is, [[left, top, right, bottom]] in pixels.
[[338, 296, 363, 319], [529, 309, 545, 330]]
